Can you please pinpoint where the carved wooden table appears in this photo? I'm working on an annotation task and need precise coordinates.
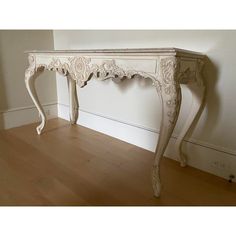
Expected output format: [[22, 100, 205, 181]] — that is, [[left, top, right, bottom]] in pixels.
[[25, 48, 206, 197]]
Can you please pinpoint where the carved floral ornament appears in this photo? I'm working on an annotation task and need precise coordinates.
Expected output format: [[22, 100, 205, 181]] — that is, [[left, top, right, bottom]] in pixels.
[[25, 54, 204, 90]]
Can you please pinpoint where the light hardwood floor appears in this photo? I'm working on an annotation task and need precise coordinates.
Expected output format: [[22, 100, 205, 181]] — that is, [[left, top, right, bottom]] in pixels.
[[0, 118, 235, 206]]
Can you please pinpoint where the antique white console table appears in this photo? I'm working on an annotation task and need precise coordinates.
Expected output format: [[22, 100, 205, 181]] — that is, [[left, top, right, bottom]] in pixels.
[[25, 48, 206, 197]]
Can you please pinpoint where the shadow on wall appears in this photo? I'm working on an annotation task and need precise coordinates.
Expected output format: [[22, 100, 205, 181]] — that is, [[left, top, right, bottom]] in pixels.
[[203, 57, 220, 138], [96, 57, 220, 144]]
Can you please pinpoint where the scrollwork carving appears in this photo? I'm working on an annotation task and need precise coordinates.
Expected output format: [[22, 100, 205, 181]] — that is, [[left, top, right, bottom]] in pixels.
[[25, 54, 36, 79], [178, 67, 196, 84], [160, 57, 181, 126], [32, 55, 161, 89], [195, 59, 205, 87], [177, 59, 205, 87]]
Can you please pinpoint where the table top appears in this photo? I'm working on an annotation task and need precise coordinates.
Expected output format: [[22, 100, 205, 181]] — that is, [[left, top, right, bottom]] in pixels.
[[25, 48, 205, 58]]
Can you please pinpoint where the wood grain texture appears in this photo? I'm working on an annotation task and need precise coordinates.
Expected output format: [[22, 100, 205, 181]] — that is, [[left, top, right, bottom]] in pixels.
[[0, 118, 235, 206]]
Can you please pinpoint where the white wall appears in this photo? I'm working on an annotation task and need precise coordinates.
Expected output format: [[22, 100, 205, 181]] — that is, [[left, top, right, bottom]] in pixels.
[[0, 30, 58, 129], [54, 30, 236, 181]]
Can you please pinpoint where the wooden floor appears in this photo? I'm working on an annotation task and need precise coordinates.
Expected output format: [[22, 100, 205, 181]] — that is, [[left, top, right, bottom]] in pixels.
[[0, 118, 236, 206]]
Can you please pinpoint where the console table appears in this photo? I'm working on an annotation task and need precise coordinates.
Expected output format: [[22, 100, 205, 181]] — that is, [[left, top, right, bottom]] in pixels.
[[25, 48, 206, 197]]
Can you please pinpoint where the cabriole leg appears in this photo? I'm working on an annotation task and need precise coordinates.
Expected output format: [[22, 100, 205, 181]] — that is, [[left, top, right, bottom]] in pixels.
[[174, 83, 205, 167], [152, 83, 182, 197], [152, 56, 182, 197], [25, 69, 46, 135]]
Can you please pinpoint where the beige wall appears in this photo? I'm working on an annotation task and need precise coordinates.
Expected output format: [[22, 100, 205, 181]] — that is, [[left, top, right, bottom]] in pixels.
[[54, 30, 236, 155], [0, 30, 57, 112]]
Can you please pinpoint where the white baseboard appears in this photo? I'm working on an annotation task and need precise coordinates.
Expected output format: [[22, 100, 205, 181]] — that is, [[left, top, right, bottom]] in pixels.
[[58, 103, 236, 182], [0, 102, 58, 130]]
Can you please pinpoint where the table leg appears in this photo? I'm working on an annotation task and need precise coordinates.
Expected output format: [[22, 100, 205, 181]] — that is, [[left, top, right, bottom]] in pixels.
[[67, 75, 79, 124], [152, 57, 182, 197], [174, 83, 205, 167], [25, 69, 46, 135], [152, 83, 182, 197]]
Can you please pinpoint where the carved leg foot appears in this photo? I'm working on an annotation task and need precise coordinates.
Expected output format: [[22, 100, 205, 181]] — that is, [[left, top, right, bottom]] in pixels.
[[67, 76, 79, 124], [152, 165, 161, 197], [25, 67, 46, 135]]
